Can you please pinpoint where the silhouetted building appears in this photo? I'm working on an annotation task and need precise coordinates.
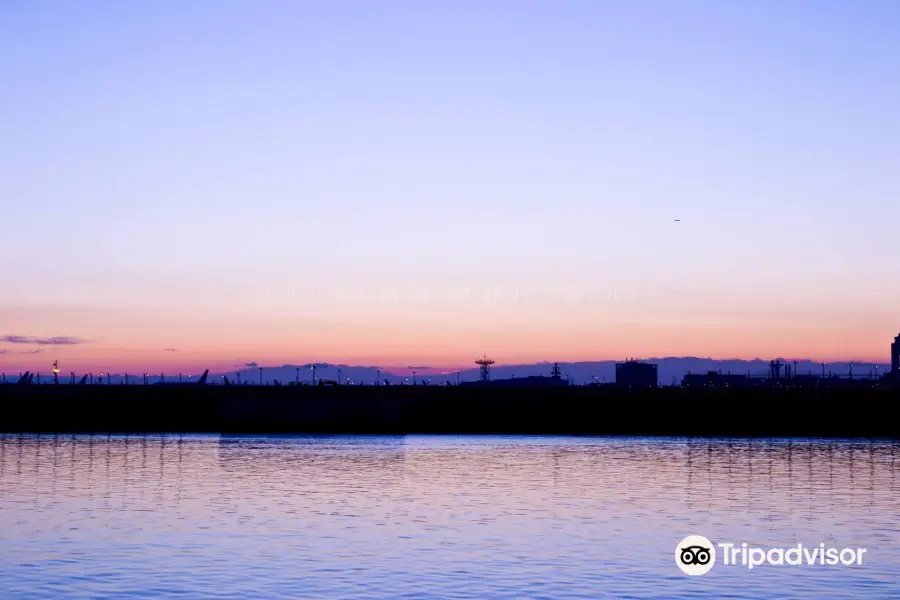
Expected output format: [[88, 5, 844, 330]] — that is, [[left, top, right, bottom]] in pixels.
[[460, 362, 568, 388], [681, 371, 751, 389], [893, 334, 900, 376], [615, 360, 657, 388], [460, 375, 568, 388]]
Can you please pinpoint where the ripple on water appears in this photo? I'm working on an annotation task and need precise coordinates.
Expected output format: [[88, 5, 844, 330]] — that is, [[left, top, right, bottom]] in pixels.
[[0, 435, 898, 599]]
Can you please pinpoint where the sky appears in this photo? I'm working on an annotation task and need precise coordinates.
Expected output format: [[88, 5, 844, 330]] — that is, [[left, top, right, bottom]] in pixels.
[[1, 0, 899, 373]]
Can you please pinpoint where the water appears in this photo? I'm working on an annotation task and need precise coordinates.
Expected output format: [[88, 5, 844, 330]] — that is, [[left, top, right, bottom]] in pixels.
[[1, 435, 898, 599]]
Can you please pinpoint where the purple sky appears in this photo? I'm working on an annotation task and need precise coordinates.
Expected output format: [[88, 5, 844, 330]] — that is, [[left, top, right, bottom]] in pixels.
[[2, 1, 898, 371]]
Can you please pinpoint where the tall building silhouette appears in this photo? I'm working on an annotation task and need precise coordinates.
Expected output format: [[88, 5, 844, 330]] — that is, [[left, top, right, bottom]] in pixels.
[[892, 334, 900, 375], [615, 360, 657, 388]]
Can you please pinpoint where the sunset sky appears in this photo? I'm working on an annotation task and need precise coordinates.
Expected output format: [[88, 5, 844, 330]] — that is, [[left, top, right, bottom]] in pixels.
[[2, 1, 899, 373]]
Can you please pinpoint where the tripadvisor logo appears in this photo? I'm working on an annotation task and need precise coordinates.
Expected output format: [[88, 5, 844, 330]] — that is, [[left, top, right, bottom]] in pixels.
[[676, 535, 716, 575], [675, 535, 868, 575]]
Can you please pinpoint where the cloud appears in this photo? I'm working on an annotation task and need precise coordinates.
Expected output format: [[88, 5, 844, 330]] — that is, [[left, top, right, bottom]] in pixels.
[[20, 349, 44, 354], [163, 348, 178, 352], [1, 335, 89, 346], [244, 362, 259, 368]]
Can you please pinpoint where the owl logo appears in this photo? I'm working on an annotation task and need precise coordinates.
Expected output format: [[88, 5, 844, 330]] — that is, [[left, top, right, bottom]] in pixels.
[[676, 535, 716, 575], [680, 545, 712, 565]]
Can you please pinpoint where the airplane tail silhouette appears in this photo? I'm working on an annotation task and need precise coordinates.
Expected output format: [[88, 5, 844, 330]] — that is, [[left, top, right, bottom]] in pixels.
[[197, 369, 208, 385], [17, 372, 31, 385], [79, 374, 88, 385]]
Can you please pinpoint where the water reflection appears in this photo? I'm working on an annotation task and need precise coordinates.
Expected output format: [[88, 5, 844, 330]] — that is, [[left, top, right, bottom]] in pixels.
[[0, 435, 898, 599]]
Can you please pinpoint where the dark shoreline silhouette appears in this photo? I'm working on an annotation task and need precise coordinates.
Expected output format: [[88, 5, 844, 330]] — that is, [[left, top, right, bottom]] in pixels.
[[1, 385, 898, 438]]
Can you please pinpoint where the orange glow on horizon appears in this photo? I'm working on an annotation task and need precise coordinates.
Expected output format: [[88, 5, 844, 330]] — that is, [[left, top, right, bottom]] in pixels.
[[1, 303, 897, 373]]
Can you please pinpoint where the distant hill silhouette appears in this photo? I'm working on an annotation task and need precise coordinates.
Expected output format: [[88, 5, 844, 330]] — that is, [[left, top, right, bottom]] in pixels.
[[215, 358, 890, 386]]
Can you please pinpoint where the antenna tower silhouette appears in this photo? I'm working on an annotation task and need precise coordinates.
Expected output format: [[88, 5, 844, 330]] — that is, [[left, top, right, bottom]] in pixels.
[[475, 355, 495, 382]]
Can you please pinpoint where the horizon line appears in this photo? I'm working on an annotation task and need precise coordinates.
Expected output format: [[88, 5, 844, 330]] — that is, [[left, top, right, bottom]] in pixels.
[[1, 355, 893, 377]]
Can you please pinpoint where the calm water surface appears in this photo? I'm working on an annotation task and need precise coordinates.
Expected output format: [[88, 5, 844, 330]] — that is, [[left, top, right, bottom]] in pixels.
[[1, 435, 898, 599]]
